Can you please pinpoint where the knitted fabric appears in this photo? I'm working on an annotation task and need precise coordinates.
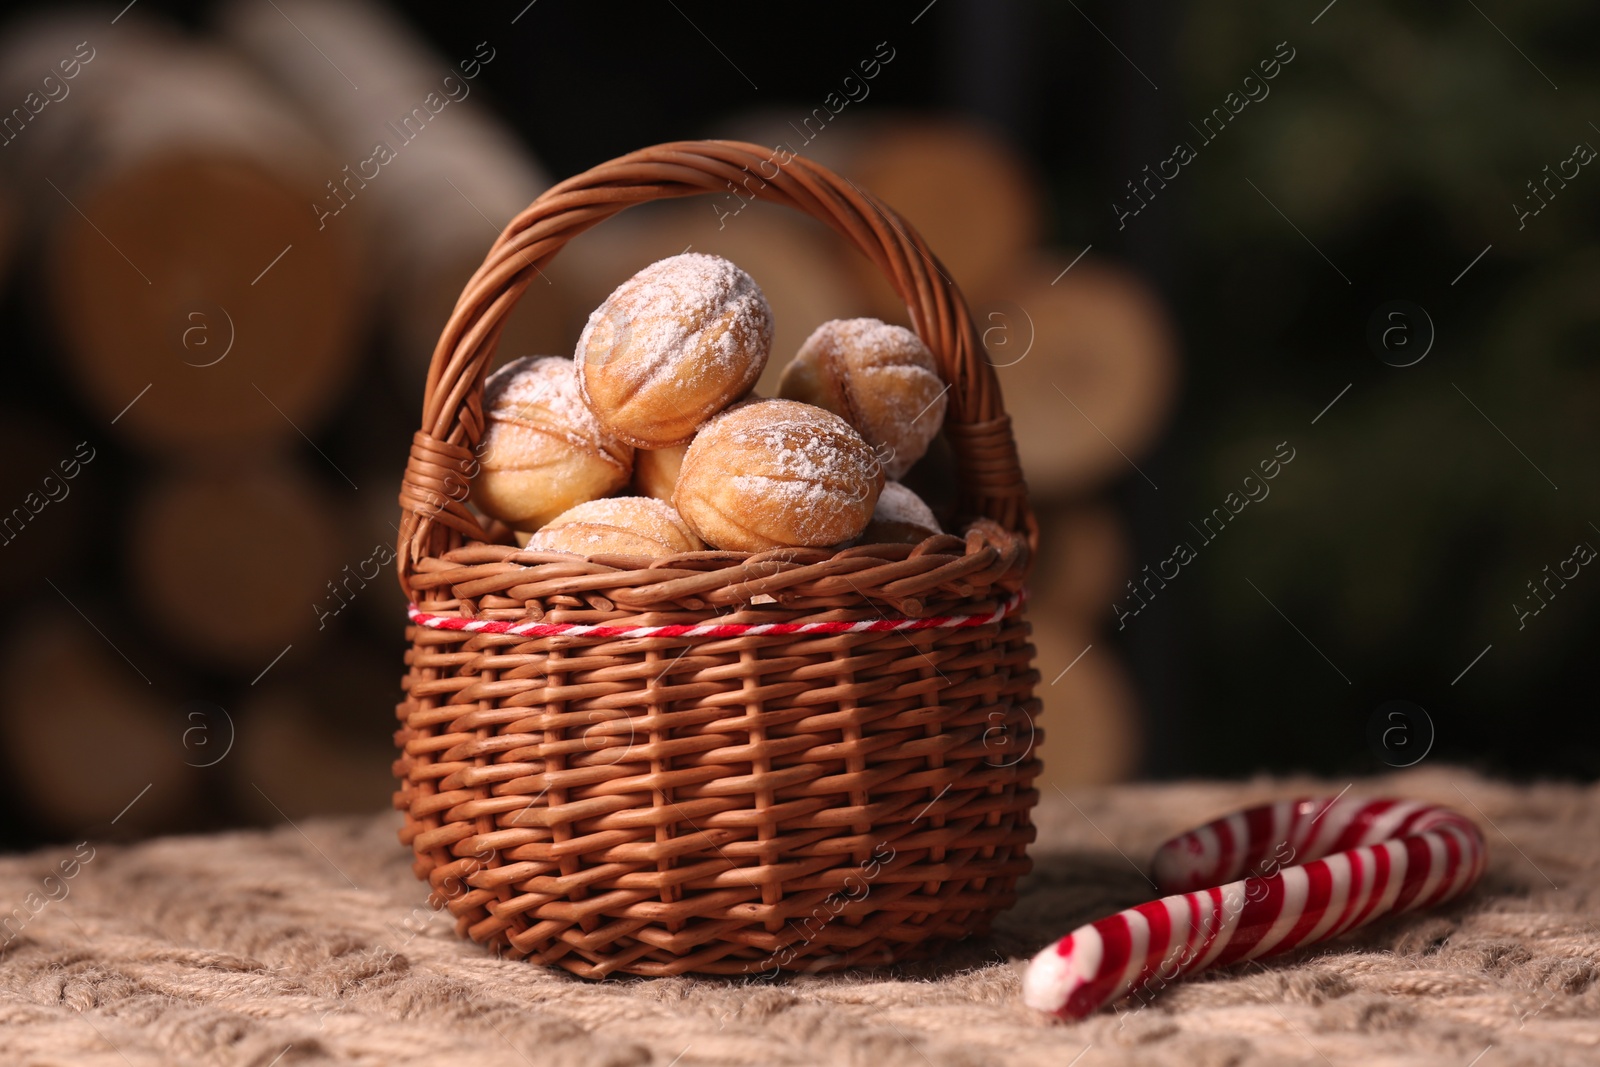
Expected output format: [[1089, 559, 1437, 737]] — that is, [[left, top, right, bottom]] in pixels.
[[0, 765, 1595, 1066]]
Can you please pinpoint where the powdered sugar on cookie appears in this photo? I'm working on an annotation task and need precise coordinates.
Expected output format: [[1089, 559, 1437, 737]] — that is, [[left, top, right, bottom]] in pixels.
[[873, 481, 940, 532], [577, 253, 773, 448], [674, 399, 883, 550], [778, 318, 946, 480], [472, 356, 634, 528], [528, 495, 701, 557], [487, 356, 607, 434]]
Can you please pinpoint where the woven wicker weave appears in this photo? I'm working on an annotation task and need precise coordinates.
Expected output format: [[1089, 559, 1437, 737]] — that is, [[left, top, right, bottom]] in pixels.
[[392, 140, 1041, 978]]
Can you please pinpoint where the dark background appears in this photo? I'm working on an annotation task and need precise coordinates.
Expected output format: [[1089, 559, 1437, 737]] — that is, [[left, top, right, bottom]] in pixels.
[[1, 0, 1596, 851]]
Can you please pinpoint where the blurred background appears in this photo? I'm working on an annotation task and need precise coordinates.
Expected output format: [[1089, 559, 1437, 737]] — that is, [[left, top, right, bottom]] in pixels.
[[0, 0, 1595, 850]]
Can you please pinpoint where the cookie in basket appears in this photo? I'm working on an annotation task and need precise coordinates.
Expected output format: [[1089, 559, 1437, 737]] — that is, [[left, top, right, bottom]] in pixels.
[[525, 496, 702, 557], [862, 481, 942, 544], [472, 356, 633, 530], [633, 442, 688, 502], [778, 317, 947, 479], [674, 398, 883, 551], [578, 253, 772, 448], [632, 395, 764, 502]]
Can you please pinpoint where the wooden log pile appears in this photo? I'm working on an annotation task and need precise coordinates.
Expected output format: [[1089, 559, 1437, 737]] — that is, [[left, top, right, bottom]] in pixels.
[[0, 4, 1178, 841], [0, 2, 563, 839]]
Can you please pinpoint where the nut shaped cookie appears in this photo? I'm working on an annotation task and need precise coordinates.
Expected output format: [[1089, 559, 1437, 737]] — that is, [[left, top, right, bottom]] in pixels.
[[778, 318, 946, 479], [526, 496, 702, 558], [861, 481, 942, 544], [674, 399, 883, 551], [578, 253, 772, 448], [473, 356, 633, 530]]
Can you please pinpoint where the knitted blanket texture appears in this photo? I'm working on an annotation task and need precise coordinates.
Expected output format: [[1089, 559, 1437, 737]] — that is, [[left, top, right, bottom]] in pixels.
[[0, 766, 1595, 1066]]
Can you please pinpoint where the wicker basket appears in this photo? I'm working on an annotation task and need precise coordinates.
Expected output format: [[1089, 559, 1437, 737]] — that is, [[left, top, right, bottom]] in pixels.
[[392, 140, 1041, 978]]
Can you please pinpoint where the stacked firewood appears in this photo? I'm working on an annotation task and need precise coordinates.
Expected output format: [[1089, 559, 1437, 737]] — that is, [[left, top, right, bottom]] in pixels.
[[0, 3, 1177, 844]]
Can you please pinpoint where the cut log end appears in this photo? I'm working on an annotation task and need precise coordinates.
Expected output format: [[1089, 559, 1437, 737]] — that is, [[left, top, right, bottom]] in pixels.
[[50, 154, 366, 453]]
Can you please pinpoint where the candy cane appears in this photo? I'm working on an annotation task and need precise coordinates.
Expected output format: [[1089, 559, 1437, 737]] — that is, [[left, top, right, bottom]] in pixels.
[[1022, 796, 1487, 1020]]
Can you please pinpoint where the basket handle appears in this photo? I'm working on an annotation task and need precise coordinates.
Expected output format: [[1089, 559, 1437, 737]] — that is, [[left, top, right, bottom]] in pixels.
[[396, 139, 1032, 599]]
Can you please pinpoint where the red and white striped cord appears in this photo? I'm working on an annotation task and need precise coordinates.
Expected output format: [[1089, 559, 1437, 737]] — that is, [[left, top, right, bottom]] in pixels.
[[1023, 796, 1487, 1020], [406, 590, 1024, 640]]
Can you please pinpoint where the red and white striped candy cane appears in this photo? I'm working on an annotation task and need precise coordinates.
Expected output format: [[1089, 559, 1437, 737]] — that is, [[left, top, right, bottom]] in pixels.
[[1023, 796, 1487, 1020]]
